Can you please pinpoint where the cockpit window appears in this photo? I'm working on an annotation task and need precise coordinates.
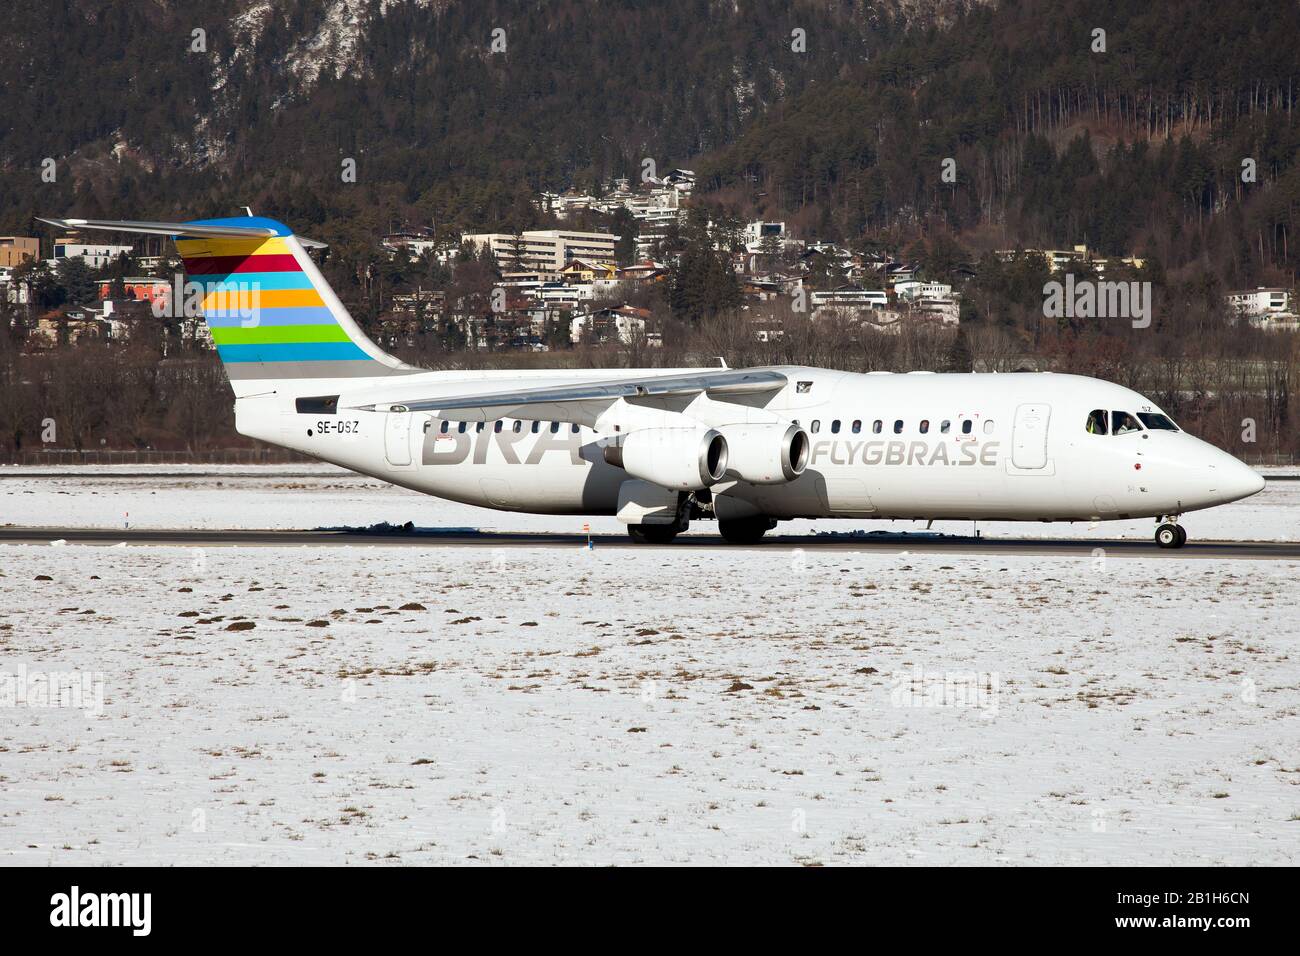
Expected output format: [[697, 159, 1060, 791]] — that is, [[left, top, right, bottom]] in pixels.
[[1112, 411, 1143, 435], [1085, 409, 1108, 435], [1138, 412, 1178, 431]]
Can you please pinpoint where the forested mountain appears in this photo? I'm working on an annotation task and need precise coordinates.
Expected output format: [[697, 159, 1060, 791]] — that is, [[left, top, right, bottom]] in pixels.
[[0, 0, 897, 240], [700, 0, 1300, 286], [3, 0, 1295, 286]]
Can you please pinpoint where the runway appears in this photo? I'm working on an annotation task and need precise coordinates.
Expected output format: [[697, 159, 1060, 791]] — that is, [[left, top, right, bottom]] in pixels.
[[3, 526, 1298, 559]]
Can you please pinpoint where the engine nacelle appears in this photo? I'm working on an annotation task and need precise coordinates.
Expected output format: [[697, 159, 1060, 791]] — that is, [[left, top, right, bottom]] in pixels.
[[604, 427, 728, 490], [718, 422, 809, 484]]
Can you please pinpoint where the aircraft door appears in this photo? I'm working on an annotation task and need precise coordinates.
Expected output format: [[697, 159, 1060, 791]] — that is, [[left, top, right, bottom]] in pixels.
[[385, 409, 414, 466], [1011, 403, 1051, 470]]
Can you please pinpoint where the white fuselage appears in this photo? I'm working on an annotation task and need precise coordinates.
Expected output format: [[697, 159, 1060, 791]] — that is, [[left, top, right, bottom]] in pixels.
[[236, 367, 1264, 523]]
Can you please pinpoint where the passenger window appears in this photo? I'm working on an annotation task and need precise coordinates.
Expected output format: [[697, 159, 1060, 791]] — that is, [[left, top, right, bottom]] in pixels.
[[494, 420, 502, 433], [1086, 409, 1108, 435], [893, 419, 903, 434], [940, 420, 950, 434], [961, 420, 972, 435], [1138, 412, 1178, 431], [919, 419, 930, 434], [831, 420, 841, 434], [983, 420, 995, 434], [440, 420, 449, 434], [550, 421, 560, 433], [531, 421, 540, 433], [852, 420, 862, 434], [512, 420, 522, 433], [1112, 411, 1142, 435], [571, 423, 580, 434], [476, 422, 484, 433], [872, 420, 882, 434], [810, 420, 820, 433], [457, 421, 467, 433]]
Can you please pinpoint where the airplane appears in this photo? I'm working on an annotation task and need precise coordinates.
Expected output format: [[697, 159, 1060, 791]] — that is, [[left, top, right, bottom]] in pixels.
[[37, 214, 1266, 548]]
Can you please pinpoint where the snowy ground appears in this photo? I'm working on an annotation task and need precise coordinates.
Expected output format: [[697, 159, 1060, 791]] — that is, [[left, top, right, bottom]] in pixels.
[[1, 466, 1297, 865], [1, 540, 1297, 865], [2, 463, 1299, 542]]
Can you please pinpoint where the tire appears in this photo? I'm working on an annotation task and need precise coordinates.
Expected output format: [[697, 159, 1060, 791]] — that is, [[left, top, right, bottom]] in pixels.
[[1175, 524, 1188, 547], [1155, 523, 1181, 549], [628, 524, 679, 544], [718, 517, 773, 545]]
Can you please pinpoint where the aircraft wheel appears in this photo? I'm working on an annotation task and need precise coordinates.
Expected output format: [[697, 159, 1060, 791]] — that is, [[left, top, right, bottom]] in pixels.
[[1155, 523, 1183, 549], [718, 517, 773, 544], [628, 524, 679, 545]]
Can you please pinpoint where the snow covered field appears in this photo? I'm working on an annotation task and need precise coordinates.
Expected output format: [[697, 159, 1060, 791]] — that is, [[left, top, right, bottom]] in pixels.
[[1, 466, 1297, 865], [1, 538, 1297, 865], [2, 462, 1299, 541]]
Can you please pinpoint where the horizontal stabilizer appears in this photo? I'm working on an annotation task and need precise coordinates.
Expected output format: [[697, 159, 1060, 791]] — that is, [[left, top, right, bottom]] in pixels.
[[37, 216, 329, 248], [37, 217, 279, 240]]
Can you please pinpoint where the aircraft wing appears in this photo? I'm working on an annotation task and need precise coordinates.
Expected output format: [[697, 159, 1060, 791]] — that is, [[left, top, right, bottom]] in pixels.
[[350, 368, 788, 423]]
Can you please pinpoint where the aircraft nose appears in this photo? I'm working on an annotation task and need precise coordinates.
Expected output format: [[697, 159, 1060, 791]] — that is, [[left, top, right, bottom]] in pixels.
[[1208, 454, 1266, 503]]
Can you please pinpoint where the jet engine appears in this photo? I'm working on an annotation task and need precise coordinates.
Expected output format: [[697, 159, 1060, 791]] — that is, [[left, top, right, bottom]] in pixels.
[[604, 427, 728, 490], [718, 422, 809, 484]]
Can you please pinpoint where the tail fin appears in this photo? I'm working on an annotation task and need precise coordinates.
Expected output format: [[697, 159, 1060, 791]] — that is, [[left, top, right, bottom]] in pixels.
[[37, 215, 418, 396]]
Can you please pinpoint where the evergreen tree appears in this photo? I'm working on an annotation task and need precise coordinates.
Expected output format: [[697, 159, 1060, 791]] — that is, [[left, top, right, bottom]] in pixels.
[[56, 257, 97, 307]]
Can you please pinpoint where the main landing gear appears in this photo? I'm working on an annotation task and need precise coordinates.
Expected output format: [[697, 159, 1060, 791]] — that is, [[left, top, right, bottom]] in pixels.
[[627, 524, 680, 544], [1155, 519, 1187, 549], [718, 516, 777, 544], [627, 492, 693, 544], [626, 492, 777, 545]]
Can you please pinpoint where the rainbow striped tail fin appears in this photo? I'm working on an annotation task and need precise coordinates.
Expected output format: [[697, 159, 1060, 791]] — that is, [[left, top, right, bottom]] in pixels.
[[37, 215, 417, 396]]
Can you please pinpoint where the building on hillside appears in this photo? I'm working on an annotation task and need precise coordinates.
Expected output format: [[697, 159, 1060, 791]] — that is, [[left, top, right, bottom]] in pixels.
[[810, 286, 888, 318], [893, 280, 954, 302], [390, 289, 445, 317], [743, 221, 785, 250], [0, 236, 39, 268], [29, 311, 108, 348], [569, 305, 656, 346], [561, 259, 618, 283], [995, 244, 1145, 276], [134, 255, 170, 273], [662, 168, 696, 193], [773, 272, 806, 296], [381, 228, 441, 259], [1226, 287, 1292, 319], [96, 277, 170, 304], [463, 230, 617, 271], [634, 227, 671, 262], [910, 295, 961, 325], [741, 276, 785, 301], [0, 266, 31, 305], [750, 313, 786, 343], [53, 238, 135, 269], [617, 261, 667, 283], [537, 281, 595, 307], [883, 262, 919, 287]]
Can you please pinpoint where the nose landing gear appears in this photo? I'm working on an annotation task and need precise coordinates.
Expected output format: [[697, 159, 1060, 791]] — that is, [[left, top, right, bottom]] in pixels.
[[1155, 519, 1187, 549]]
